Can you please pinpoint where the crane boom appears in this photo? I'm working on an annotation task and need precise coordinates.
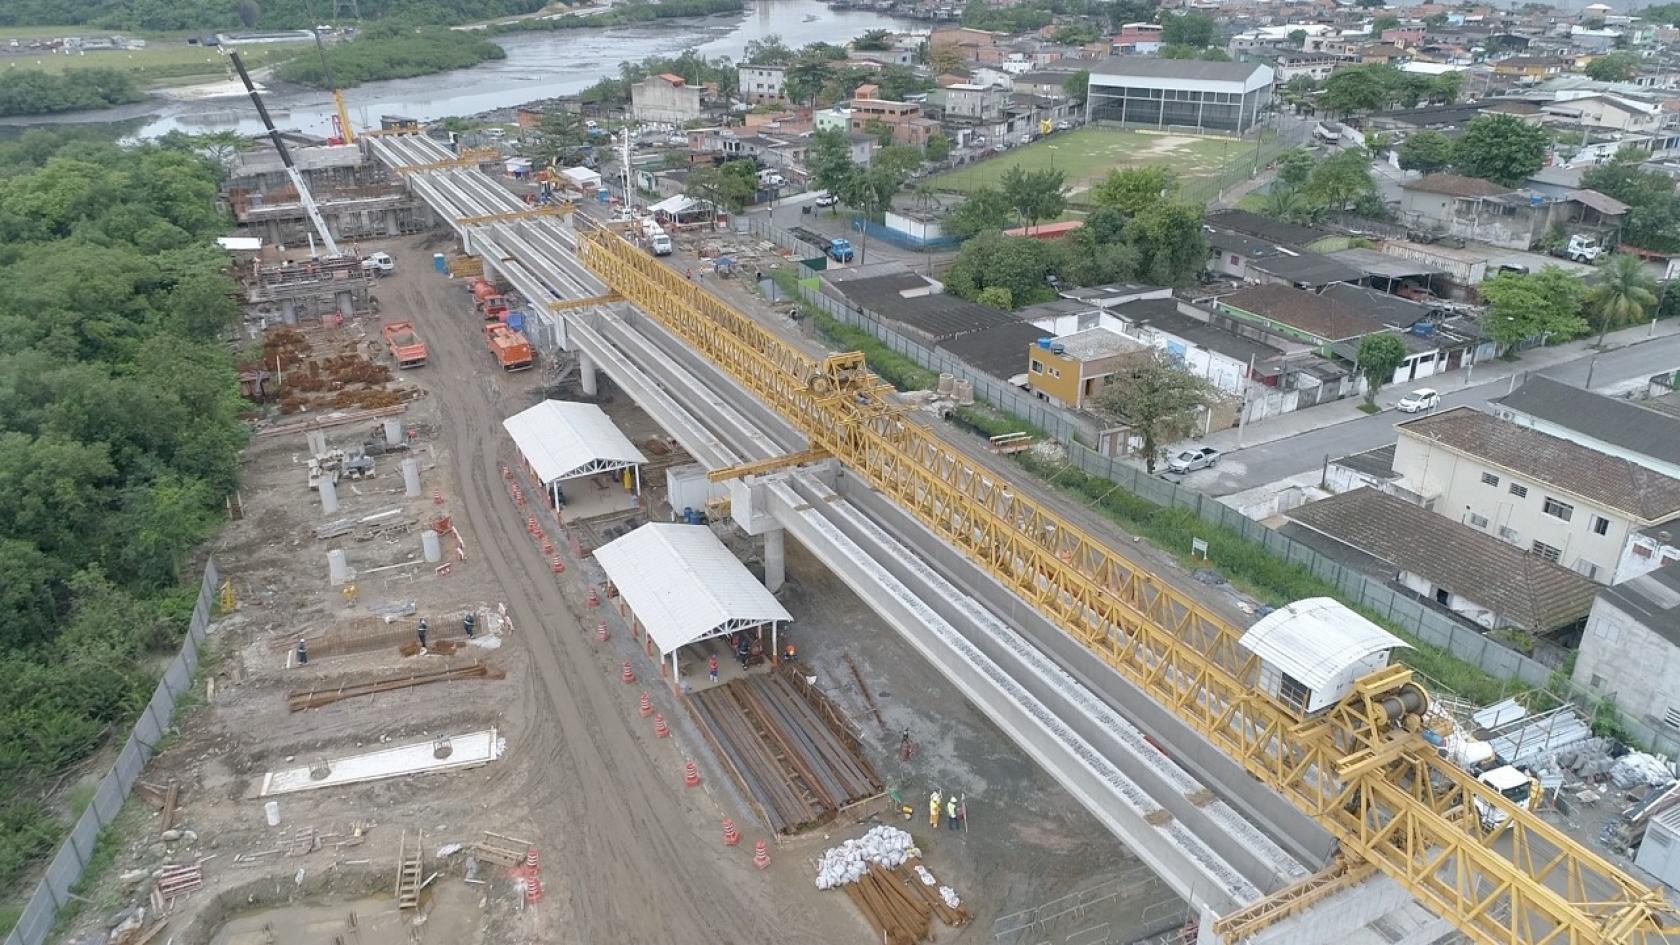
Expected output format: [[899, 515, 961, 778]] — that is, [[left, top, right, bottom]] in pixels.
[[575, 224, 1680, 945], [226, 50, 343, 258]]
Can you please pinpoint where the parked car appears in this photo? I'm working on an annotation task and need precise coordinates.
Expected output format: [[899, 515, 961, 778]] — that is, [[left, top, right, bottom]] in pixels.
[[1396, 388, 1441, 413], [1166, 448, 1221, 474], [814, 191, 839, 207], [1056, 120, 1073, 131]]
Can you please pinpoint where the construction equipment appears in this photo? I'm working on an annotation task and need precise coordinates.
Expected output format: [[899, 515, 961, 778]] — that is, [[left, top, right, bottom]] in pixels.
[[227, 50, 342, 258], [485, 321, 534, 372], [577, 225, 1680, 945], [382, 322, 427, 368], [470, 278, 510, 321]]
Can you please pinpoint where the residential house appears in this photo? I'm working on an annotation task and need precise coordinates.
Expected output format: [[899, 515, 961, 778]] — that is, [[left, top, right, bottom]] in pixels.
[[1269, 52, 1342, 84], [1085, 57, 1275, 134], [1570, 561, 1680, 736], [738, 64, 788, 104], [929, 26, 1003, 63], [631, 73, 703, 124], [1104, 297, 1285, 395], [1540, 94, 1665, 133], [1398, 173, 1627, 251], [1013, 69, 1079, 97], [944, 83, 1008, 121], [1206, 209, 1350, 254], [1284, 487, 1599, 637], [1206, 227, 1365, 289], [1392, 406, 1680, 582], [1494, 56, 1567, 81], [1215, 283, 1474, 383], [1024, 327, 1147, 409], [1111, 22, 1165, 54], [849, 94, 940, 147], [818, 268, 1015, 347]]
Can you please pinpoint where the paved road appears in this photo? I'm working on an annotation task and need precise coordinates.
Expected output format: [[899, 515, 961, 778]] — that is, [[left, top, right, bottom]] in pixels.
[[1186, 332, 1680, 496]]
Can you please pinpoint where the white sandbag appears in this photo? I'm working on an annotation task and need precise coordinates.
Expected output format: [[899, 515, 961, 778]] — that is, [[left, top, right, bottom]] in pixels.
[[940, 885, 961, 909], [814, 825, 917, 890]]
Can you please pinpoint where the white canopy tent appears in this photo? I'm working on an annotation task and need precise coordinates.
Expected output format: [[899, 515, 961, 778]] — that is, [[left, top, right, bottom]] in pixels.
[[502, 400, 649, 510], [594, 523, 792, 682]]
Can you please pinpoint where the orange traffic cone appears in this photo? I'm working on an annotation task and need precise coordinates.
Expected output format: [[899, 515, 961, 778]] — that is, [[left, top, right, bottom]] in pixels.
[[621, 661, 636, 684], [683, 760, 701, 788], [753, 839, 770, 870], [653, 714, 670, 738], [640, 691, 653, 717], [722, 819, 740, 846]]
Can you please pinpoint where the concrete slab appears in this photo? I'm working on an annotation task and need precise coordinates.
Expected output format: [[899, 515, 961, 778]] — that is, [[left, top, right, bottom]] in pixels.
[[259, 728, 504, 796]]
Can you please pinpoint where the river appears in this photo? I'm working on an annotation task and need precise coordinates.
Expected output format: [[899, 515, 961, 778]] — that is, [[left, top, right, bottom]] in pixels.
[[10, 0, 915, 139]]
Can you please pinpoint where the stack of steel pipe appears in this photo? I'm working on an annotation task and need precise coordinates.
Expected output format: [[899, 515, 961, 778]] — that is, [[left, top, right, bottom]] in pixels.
[[287, 662, 502, 711]]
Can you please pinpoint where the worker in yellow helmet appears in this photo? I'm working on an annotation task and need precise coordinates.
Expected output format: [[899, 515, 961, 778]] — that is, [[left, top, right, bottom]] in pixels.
[[928, 789, 942, 829]]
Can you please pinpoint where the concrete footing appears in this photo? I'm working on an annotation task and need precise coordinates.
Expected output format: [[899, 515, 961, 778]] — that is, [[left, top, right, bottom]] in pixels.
[[308, 430, 328, 456], [335, 290, 354, 318], [421, 528, 442, 563], [383, 418, 403, 446], [320, 476, 339, 515], [402, 457, 422, 498], [327, 549, 354, 586]]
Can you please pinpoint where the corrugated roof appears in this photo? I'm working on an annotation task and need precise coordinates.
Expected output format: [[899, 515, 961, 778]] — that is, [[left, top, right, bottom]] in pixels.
[[832, 274, 1014, 342], [1089, 55, 1269, 83], [1207, 209, 1333, 248], [1397, 406, 1680, 520], [1285, 488, 1600, 633], [1239, 597, 1407, 693], [1494, 375, 1680, 470], [502, 400, 648, 486], [1219, 284, 1388, 341], [594, 523, 792, 656], [1403, 173, 1513, 198], [937, 321, 1045, 380]]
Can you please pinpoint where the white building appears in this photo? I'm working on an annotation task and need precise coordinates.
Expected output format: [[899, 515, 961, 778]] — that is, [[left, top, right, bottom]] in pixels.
[[1085, 57, 1274, 134], [1239, 598, 1407, 716], [738, 63, 788, 104], [1571, 561, 1680, 735], [1541, 93, 1664, 133], [1392, 406, 1680, 583]]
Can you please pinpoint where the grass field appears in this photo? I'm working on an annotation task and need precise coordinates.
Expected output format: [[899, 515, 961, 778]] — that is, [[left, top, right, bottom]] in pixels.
[[927, 127, 1259, 198], [0, 39, 305, 85]]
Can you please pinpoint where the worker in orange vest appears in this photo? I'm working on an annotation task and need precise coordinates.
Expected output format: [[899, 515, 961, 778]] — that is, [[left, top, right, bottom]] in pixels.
[[784, 642, 797, 663], [708, 653, 720, 683]]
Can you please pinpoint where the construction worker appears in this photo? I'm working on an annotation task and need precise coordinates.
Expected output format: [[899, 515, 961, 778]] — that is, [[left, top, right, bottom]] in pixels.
[[947, 795, 959, 831], [708, 653, 720, 683], [462, 613, 476, 639], [783, 642, 797, 663], [296, 639, 309, 666], [928, 790, 942, 829], [417, 618, 428, 650]]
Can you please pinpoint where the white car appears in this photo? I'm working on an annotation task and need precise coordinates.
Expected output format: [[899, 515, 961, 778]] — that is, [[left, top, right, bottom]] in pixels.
[[815, 192, 839, 207], [1396, 388, 1441, 413], [1056, 120, 1073, 131]]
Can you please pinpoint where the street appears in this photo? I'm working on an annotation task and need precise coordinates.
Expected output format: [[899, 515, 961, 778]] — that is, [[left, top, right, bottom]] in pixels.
[[1183, 329, 1680, 496]]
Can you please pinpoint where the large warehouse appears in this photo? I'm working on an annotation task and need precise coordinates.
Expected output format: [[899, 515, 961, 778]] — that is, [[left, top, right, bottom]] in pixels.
[[1085, 58, 1275, 134]]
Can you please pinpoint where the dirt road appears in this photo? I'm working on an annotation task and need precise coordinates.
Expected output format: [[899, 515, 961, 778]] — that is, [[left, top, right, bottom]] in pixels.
[[376, 236, 849, 944]]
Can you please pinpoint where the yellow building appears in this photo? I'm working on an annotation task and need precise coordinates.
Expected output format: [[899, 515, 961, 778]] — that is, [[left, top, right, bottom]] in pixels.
[[1026, 330, 1145, 409]]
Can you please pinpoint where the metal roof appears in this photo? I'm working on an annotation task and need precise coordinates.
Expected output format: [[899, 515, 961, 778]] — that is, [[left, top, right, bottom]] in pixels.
[[1494, 375, 1680, 470], [1328, 247, 1447, 280], [1239, 597, 1407, 693], [501, 400, 648, 486], [1089, 56, 1271, 85], [594, 523, 792, 656]]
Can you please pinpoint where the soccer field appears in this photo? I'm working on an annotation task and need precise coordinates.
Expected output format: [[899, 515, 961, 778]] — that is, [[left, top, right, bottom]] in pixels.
[[927, 127, 1258, 197]]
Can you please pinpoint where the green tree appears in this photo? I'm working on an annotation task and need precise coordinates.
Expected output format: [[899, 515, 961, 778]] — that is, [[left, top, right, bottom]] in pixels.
[[1480, 266, 1589, 348], [853, 29, 893, 51], [1262, 187, 1316, 224], [876, 144, 925, 178], [1281, 74, 1317, 114], [944, 230, 1060, 307], [1288, 28, 1308, 46], [1431, 71, 1463, 105], [1582, 149, 1680, 252], [1091, 164, 1176, 215], [1319, 64, 1397, 117], [1063, 69, 1091, 106], [926, 134, 953, 163], [1305, 147, 1377, 212], [808, 127, 857, 198], [1355, 333, 1408, 405], [840, 164, 909, 263], [1586, 254, 1660, 345], [1094, 349, 1222, 473], [1396, 130, 1454, 174], [977, 286, 1015, 309], [1451, 114, 1547, 186], [1371, 14, 1400, 32], [743, 34, 796, 65], [1585, 52, 1639, 82], [1001, 166, 1067, 232], [785, 57, 835, 105], [1277, 148, 1314, 188], [1128, 199, 1208, 286], [1160, 10, 1216, 46], [929, 41, 966, 76], [944, 186, 1014, 238], [1052, 23, 1100, 44]]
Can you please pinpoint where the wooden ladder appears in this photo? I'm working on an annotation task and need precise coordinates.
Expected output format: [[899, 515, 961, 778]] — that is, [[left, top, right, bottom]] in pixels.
[[395, 830, 423, 910]]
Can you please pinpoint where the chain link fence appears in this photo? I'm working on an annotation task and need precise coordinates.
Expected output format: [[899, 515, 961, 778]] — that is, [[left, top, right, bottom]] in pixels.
[[5, 559, 222, 945]]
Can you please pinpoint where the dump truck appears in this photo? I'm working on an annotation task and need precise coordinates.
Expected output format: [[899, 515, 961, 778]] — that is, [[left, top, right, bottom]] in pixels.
[[383, 322, 428, 368], [789, 226, 855, 263], [470, 278, 510, 320], [485, 322, 534, 372]]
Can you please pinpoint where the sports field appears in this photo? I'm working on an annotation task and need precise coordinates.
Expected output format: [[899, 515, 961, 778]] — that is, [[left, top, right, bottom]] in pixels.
[[0, 36, 304, 85], [927, 127, 1257, 198]]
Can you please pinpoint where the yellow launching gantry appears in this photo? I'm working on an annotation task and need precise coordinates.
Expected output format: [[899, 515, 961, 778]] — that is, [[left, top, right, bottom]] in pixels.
[[576, 223, 1680, 945]]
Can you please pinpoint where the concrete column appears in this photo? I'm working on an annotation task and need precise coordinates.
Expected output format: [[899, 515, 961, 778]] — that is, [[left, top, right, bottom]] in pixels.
[[402, 457, 422, 497], [280, 298, 298, 325], [308, 430, 328, 456], [482, 258, 497, 285], [266, 219, 281, 245], [320, 475, 339, 515], [579, 351, 598, 397], [335, 290, 354, 318], [421, 528, 442, 563], [327, 549, 353, 586], [764, 528, 785, 593], [384, 209, 400, 235], [383, 418, 403, 446]]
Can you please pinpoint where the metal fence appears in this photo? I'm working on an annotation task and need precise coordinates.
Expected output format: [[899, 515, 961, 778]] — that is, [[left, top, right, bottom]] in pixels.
[[5, 559, 222, 945], [747, 218, 1680, 755]]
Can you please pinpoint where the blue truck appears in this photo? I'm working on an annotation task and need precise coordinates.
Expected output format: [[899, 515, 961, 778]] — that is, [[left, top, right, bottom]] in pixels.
[[789, 226, 854, 263]]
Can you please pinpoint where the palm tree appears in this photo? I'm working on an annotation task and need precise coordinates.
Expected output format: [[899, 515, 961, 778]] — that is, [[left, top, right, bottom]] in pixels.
[[1587, 253, 1659, 346], [1262, 187, 1311, 224]]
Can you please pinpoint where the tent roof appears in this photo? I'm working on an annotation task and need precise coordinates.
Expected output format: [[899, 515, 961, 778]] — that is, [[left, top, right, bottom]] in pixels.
[[1239, 597, 1407, 692], [594, 524, 792, 655], [647, 194, 697, 215], [502, 400, 647, 485]]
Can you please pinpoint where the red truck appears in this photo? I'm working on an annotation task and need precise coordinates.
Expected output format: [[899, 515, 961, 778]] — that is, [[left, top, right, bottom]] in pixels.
[[485, 323, 534, 371], [383, 322, 428, 368], [471, 278, 510, 321]]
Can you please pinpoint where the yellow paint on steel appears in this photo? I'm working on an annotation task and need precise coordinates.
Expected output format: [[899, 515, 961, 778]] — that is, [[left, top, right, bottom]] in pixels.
[[576, 223, 1680, 945], [1215, 860, 1380, 942], [706, 448, 831, 483], [456, 205, 573, 226], [392, 147, 501, 174], [547, 293, 622, 312], [334, 89, 355, 145]]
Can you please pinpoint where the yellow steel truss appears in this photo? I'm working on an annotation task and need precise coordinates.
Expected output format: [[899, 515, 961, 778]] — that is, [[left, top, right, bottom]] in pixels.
[[706, 448, 831, 483], [391, 147, 501, 174], [456, 205, 573, 226], [576, 226, 1680, 945]]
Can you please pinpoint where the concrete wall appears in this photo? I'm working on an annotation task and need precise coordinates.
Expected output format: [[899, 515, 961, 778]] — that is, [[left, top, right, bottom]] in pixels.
[[1392, 430, 1630, 581], [739, 65, 786, 103], [1397, 569, 1497, 629], [1614, 533, 1680, 583], [1572, 594, 1680, 728], [631, 77, 702, 124]]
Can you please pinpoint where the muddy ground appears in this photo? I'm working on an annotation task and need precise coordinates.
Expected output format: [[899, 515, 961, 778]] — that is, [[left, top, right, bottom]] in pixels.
[[63, 229, 1181, 945]]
